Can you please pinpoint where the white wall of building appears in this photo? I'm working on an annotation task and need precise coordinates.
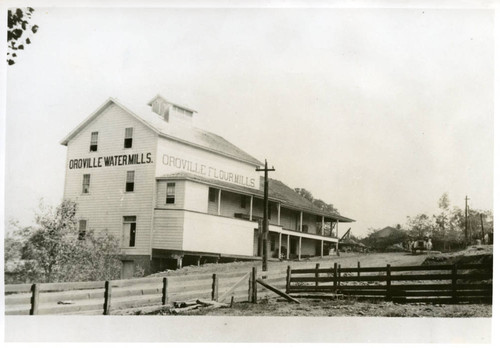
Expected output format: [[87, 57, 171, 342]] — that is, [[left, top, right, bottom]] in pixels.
[[156, 137, 260, 189], [63, 104, 157, 256], [182, 211, 257, 256]]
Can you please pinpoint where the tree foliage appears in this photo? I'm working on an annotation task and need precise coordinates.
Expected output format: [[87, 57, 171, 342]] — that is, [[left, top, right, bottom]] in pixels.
[[7, 7, 39, 65], [405, 193, 493, 251], [361, 227, 408, 251], [294, 187, 339, 214], [5, 200, 122, 284]]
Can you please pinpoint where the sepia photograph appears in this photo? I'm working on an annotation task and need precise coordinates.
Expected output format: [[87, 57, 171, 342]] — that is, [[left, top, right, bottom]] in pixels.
[[1, 0, 496, 343]]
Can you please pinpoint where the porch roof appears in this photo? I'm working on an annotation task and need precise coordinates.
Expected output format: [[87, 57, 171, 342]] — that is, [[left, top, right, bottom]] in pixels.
[[157, 172, 355, 223]]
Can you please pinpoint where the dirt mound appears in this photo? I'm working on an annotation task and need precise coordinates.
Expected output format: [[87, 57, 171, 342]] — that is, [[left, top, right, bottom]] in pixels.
[[422, 245, 493, 266]]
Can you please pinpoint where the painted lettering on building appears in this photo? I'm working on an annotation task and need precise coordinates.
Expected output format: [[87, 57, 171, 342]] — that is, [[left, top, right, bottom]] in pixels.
[[162, 154, 256, 188], [68, 153, 153, 169]]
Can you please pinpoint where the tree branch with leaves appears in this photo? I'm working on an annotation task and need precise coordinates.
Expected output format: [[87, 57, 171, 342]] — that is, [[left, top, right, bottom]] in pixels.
[[7, 7, 39, 65]]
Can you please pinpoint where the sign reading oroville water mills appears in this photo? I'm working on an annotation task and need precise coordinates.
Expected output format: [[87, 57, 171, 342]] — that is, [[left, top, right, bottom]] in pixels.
[[68, 152, 153, 169], [161, 154, 256, 188]]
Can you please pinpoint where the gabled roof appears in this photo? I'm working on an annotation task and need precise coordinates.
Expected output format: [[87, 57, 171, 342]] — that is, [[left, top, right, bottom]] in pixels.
[[60, 97, 262, 166], [267, 178, 355, 222]]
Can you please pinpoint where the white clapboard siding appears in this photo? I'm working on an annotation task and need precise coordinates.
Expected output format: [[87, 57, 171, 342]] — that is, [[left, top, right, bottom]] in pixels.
[[63, 103, 158, 256], [153, 209, 184, 249]]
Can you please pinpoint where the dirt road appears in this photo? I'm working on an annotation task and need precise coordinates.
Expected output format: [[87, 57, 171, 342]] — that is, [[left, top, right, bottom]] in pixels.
[[151, 252, 430, 278]]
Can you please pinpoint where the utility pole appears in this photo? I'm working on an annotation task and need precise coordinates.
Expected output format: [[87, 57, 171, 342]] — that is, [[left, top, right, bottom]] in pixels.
[[256, 159, 275, 272], [480, 213, 485, 244], [464, 196, 470, 245]]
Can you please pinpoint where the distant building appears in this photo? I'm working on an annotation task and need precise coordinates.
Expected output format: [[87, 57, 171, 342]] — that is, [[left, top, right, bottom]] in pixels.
[[61, 95, 354, 277]]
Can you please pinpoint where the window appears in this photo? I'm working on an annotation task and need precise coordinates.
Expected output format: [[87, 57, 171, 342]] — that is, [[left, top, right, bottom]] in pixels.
[[126, 171, 135, 192], [240, 195, 247, 209], [166, 182, 175, 204], [123, 216, 136, 247], [124, 127, 133, 148], [302, 225, 309, 233], [208, 187, 217, 202], [78, 220, 87, 240], [82, 174, 90, 194], [90, 132, 98, 152]]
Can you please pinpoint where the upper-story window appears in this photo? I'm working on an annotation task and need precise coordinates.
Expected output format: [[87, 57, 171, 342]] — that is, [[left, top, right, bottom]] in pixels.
[[166, 182, 175, 204], [126, 171, 135, 192], [124, 127, 133, 148], [82, 174, 91, 194], [90, 132, 98, 152]]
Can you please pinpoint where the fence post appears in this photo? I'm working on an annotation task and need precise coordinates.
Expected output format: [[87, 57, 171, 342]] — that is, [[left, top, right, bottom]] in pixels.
[[386, 264, 391, 301], [251, 267, 257, 303], [451, 264, 458, 303], [104, 280, 112, 315], [338, 264, 342, 292], [286, 265, 291, 294], [162, 277, 168, 305], [357, 261, 361, 278], [30, 283, 39, 315], [333, 263, 337, 298], [248, 271, 253, 302], [212, 274, 219, 302], [315, 263, 320, 288]]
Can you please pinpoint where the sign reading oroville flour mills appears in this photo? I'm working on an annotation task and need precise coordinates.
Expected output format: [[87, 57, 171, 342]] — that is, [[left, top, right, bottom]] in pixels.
[[159, 152, 258, 188]]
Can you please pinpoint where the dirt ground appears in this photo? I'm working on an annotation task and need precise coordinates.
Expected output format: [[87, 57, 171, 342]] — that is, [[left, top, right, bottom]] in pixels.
[[149, 297, 492, 318]]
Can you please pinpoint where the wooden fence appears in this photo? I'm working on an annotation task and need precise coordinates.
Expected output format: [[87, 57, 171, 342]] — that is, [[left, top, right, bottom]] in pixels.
[[4, 267, 286, 315], [286, 262, 493, 304]]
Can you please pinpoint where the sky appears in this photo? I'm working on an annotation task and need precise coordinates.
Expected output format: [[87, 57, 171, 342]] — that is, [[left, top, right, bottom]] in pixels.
[[3, 4, 495, 237]]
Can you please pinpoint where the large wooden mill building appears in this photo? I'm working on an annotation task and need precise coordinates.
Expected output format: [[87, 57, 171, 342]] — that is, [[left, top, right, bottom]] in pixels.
[[61, 95, 354, 277]]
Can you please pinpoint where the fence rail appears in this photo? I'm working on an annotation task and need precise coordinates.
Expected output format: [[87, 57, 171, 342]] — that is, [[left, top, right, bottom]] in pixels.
[[4, 267, 287, 315], [286, 262, 493, 304]]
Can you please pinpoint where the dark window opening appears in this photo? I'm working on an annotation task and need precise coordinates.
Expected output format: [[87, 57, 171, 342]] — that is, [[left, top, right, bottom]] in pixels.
[[78, 220, 87, 240], [208, 187, 217, 202], [302, 225, 309, 233], [124, 127, 133, 148], [123, 216, 136, 247], [166, 182, 175, 204], [82, 174, 90, 194], [90, 131, 98, 152], [240, 195, 247, 209], [126, 171, 135, 192]]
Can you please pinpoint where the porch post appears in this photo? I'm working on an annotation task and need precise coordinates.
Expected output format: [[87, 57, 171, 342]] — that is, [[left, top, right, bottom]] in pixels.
[[217, 189, 222, 216], [321, 240, 324, 258], [287, 234, 290, 259], [249, 195, 253, 221], [336, 219, 339, 256], [278, 233, 282, 259], [277, 203, 281, 225], [298, 237, 302, 260], [321, 216, 325, 236], [299, 211, 303, 232]]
